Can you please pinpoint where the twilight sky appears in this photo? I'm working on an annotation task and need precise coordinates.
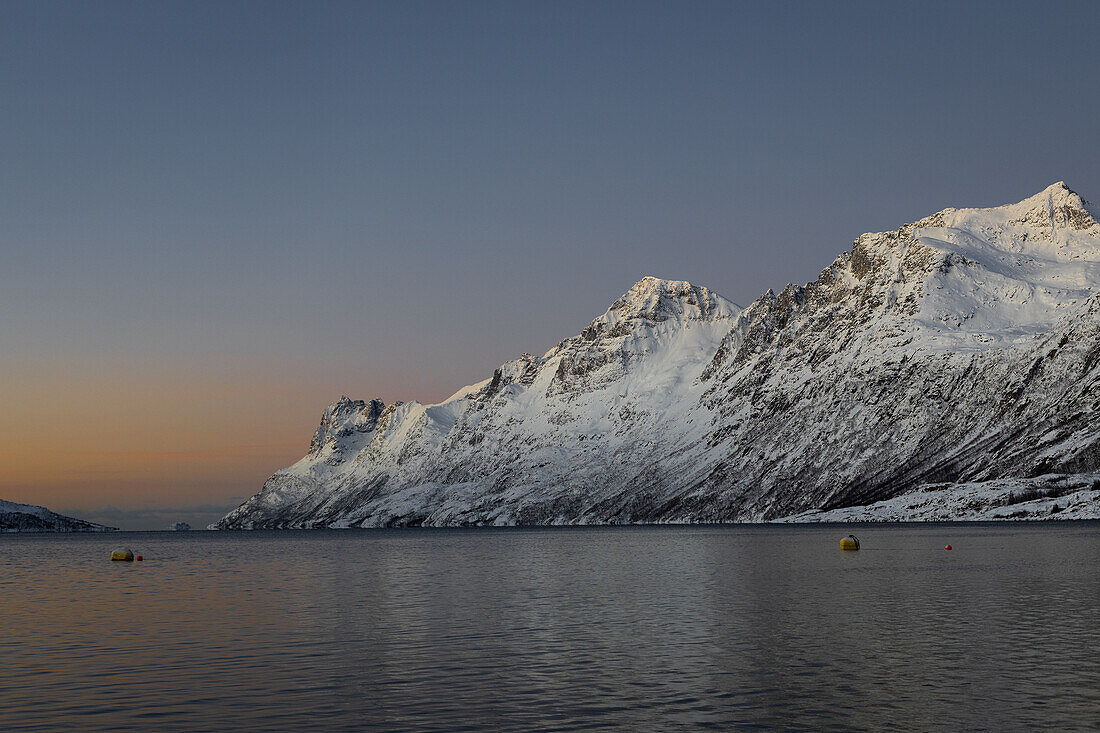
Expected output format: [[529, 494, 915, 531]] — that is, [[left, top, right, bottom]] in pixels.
[[2, 0, 1099, 529]]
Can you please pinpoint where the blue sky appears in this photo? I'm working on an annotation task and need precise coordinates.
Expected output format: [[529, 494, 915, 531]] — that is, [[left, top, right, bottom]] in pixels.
[[2, 0, 1098, 526]]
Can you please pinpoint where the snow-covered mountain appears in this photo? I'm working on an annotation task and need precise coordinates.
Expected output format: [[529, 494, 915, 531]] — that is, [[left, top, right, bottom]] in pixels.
[[0, 499, 116, 532], [216, 182, 1100, 528]]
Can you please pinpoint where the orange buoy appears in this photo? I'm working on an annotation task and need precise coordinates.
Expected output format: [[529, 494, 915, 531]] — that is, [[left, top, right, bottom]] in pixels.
[[945, 545, 952, 551], [136, 556, 144, 561]]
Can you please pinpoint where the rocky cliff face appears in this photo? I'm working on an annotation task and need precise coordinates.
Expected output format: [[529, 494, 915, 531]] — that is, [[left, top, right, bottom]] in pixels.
[[216, 183, 1100, 527], [0, 500, 116, 532]]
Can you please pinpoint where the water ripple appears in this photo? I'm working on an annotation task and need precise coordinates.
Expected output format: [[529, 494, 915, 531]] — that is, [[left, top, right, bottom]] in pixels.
[[2, 524, 1099, 730]]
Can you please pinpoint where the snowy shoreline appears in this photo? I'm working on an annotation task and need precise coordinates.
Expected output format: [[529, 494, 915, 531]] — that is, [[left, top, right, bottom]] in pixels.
[[776, 473, 1100, 522]]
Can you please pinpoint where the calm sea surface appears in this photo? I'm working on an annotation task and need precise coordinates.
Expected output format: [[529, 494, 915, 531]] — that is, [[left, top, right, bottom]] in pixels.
[[2, 524, 1099, 731]]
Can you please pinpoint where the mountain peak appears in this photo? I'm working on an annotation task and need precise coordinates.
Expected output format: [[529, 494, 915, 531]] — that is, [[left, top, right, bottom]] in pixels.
[[1039, 180, 1072, 196], [622, 276, 697, 308], [1014, 180, 1088, 211], [981, 181, 1098, 233], [308, 396, 385, 456], [596, 277, 740, 327], [896, 182, 1100, 257]]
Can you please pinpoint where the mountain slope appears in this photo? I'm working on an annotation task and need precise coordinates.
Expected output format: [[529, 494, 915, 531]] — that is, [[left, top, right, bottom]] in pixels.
[[216, 183, 1100, 528], [217, 278, 741, 527], [0, 499, 117, 532], [682, 182, 1100, 519]]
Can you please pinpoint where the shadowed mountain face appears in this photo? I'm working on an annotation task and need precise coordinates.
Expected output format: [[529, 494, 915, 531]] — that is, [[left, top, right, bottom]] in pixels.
[[216, 184, 1100, 528], [0, 500, 116, 532]]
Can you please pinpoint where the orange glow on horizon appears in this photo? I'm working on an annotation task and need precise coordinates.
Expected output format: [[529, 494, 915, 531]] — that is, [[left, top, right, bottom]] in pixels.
[[0, 358, 457, 513]]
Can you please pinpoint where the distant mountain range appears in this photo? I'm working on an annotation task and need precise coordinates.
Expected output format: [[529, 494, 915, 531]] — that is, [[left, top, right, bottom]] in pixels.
[[1, 499, 116, 532], [216, 182, 1100, 528]]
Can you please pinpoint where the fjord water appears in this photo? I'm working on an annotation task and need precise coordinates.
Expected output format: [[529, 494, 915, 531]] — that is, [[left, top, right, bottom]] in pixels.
[[2, 525, 1098, 731]]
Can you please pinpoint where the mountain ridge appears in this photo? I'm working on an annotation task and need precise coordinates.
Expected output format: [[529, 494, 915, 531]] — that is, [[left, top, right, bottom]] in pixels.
[[215, 183, 1100, 528]]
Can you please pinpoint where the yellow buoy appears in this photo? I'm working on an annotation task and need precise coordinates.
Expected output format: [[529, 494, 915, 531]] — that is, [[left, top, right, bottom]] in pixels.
[[839, 535, 860, 551], [110, 547, 135, 562]]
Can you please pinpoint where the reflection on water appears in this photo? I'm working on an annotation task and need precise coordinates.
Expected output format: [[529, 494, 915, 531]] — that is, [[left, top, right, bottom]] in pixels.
[[2, 524, 1099, 731]]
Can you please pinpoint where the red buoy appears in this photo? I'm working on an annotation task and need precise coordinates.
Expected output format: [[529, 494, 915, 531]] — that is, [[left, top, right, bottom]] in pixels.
[[944, 545, 952, 551], [136, 555, 144, 561]]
